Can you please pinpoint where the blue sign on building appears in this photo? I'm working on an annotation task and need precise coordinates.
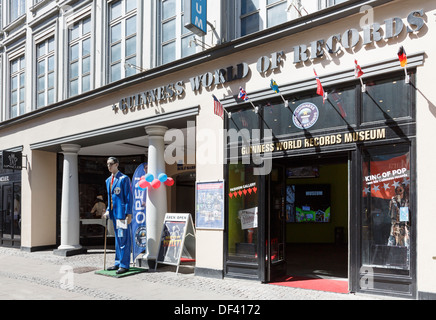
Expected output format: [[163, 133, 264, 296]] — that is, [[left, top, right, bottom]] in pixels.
[[184, 0, 207, 36]]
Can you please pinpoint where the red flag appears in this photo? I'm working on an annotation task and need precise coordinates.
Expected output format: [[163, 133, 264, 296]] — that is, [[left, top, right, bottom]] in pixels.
[[212, 95, 224, 119], [354, 60, 364, 78], [398, 46, 407, 68], [313, 69, 327, 104]]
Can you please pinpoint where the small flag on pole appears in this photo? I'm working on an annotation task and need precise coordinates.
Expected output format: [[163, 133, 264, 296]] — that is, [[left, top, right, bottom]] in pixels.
[[238, 87, 249, 101], [238, 87, 258, 113], [270, 79, 280, 94], [398, 46, 409, 83], [354, 59, 366, 92], [354, 60, 364, 78], [212, 95, 224, 119], [314, 69, 327, 104], [270, 79, 289, 108], [398, 46, 408, 68]]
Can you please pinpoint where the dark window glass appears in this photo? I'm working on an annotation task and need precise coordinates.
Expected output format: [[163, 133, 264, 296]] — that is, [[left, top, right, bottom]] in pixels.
[[361, 144, 411, 271], [263, 86, 356, 136], [362, 76, 411, 123]]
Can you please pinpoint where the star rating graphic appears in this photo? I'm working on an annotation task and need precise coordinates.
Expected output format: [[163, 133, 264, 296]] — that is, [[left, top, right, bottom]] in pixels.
[[229, 187, 257, 199]]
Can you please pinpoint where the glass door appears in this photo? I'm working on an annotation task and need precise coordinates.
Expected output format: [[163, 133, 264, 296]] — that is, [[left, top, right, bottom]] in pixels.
[[266, 163, 287, 282], [1, 184, 13, 246]]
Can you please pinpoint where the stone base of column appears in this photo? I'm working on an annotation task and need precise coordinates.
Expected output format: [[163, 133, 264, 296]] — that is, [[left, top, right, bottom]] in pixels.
[[53, 246, 87, 257]]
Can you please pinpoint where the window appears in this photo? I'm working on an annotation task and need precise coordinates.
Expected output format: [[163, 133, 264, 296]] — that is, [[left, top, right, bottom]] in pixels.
[[361, 144, 411, 271], [108, 0, 138, 82], [159, 0, 195, 66], [263, 85, 356, 136], [238, 0, 288, 37], [10, 56, 25, 118], [232, 0, 350, 38], [10, 0, 25, 22], [36, 36, 55, 108], [362, 76, 412, 123], [228, 163, 260, 263], [69, 17, 92, 97]]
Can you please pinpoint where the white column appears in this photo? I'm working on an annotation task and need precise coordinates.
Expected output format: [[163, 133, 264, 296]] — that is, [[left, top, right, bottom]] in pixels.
[[54, 144, 84, 256], [143, 126, 168, 267]]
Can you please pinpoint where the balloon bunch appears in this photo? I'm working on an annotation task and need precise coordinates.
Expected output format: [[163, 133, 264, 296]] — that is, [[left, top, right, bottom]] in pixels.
[[137, 173, 174, 190]]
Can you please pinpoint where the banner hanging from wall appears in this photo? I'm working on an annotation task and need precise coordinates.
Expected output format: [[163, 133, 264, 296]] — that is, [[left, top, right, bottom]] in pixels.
[[131, 163, 148, 261]]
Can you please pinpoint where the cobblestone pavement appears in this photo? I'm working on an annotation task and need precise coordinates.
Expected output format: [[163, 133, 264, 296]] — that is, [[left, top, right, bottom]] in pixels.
[[0, 247, 394, 301]]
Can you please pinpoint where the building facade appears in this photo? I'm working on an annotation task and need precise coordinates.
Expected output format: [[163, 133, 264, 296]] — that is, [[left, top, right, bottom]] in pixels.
[[0, 0, 435, 299]]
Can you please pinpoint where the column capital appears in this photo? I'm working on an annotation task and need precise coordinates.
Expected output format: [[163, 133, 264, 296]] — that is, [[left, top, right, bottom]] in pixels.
[[61, 144, 81, 154], [145, 125, 168, 137]]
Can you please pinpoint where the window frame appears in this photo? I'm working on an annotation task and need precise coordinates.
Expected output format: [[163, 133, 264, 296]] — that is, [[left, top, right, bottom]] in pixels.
[[108, 0, 139, 83], [68, 16, 93, 97], [9, 0, 26, 23], [9, 55, 25, 119], [157, 0, 196, 66], [232, 0, 350, 39], [36, 36, 56, 109]]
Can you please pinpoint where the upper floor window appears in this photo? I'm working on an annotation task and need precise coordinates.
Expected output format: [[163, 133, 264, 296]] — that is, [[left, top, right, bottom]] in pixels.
[[10, 55, 25, 118], [36, 36, 55, 108], [69, 17, 92, 97], [108, 0, 138, 83], [10, 0, 25, 22], [233, 0, 350, 38], [239, 0, 287, 37], [159, 0, 195, 66]]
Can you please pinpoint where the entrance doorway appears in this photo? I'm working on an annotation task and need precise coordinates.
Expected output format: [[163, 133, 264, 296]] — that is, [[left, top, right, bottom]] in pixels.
[[0, 182, 21, 248], [267, 154, 349, 290]]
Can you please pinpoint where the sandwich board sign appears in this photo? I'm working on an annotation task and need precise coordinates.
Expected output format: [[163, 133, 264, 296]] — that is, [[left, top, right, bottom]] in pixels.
[[155, 213, 196, 273]]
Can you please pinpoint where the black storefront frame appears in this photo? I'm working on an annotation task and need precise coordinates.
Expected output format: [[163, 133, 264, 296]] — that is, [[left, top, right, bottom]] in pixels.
[[0, 173, 22, 248], [351, 140, 417, 299], [223, 71, 417, 298]]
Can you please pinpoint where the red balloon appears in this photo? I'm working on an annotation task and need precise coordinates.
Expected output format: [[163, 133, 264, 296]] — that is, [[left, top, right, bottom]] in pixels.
[[151, 179, 161, 189], [164, 177, 175, 187], [139, 180, 150, 189]]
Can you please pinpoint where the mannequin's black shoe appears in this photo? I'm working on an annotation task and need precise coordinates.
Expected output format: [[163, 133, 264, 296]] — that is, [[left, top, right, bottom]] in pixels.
[[107, 266, 119, 271], [116, 268, 129, 275]]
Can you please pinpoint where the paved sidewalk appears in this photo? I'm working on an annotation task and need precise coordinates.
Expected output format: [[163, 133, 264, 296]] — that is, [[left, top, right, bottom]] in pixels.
[[0, 246, 392, 301]]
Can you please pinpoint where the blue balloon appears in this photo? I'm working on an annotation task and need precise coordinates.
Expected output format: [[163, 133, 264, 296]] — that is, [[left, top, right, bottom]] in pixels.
[[158, 173, 168, 182], [144, 173, 154, 183]]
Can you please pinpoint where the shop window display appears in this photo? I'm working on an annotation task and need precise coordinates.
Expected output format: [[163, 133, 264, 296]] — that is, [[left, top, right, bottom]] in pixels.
[[361, 145, 411, 270], [228, 163, 260, 262]]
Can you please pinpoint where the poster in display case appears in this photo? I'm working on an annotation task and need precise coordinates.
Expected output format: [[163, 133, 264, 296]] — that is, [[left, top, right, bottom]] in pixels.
[[195, 181, 225, 230]]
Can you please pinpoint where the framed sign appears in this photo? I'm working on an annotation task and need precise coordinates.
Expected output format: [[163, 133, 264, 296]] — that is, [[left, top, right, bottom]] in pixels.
[[2, 151, 22, 170], [195, 180, 225, 230], [156, 213, 196, 273]]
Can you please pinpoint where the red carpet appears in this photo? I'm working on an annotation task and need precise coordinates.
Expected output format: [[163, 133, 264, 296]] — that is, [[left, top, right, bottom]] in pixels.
[[270, 276, 349, 294]]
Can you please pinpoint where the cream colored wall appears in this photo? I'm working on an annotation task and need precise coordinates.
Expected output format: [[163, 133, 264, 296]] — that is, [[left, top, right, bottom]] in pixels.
[[21, 149, 57, 248], [194, 99, 225, 271]]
